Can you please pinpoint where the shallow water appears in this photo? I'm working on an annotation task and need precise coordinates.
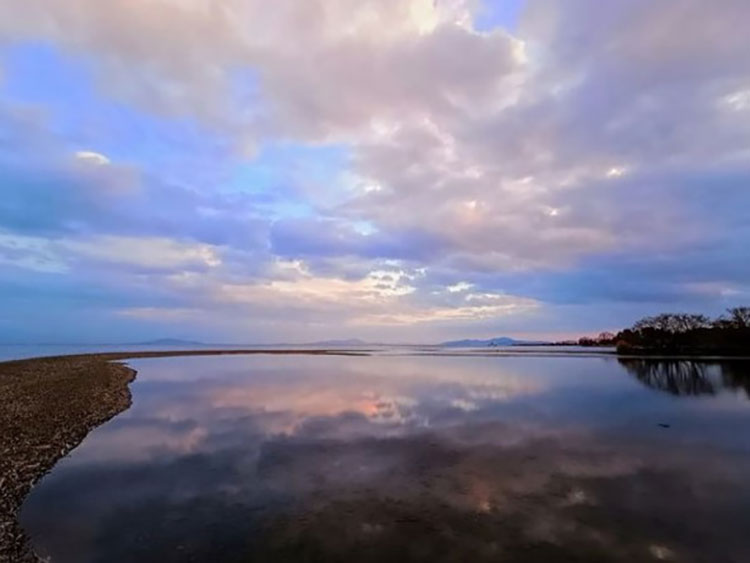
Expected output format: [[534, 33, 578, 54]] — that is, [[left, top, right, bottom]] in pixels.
[[0, 343, 363, 362], [20, 353, 750, 562], [0, 344, 253, 362]]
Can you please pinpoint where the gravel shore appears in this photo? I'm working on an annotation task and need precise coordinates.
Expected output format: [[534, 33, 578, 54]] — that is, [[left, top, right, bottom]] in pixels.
[[0, 355, 136, 561], [0, 349, 364, 562]]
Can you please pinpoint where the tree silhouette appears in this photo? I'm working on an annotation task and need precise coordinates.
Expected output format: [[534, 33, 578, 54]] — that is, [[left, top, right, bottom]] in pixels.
[[615, 307, 750, 356], [726, 307, 750, 328]]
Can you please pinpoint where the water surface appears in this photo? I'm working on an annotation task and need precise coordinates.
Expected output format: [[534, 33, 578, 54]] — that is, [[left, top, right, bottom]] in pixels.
[[21, 354, 750, 562]]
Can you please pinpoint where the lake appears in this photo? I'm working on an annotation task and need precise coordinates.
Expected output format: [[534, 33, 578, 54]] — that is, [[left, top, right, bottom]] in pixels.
[[20, 353, 750, 562]]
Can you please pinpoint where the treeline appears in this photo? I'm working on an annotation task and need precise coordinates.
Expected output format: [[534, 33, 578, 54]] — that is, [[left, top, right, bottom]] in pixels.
[[612, 307, 750, 355]]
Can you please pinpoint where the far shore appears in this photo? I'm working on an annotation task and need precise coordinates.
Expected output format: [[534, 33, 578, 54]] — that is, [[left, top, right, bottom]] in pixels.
[[2, 347, 749, 561]]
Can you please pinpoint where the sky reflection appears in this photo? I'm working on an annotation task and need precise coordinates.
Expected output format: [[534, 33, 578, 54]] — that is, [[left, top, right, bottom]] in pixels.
[[21, 354, 750, 562]]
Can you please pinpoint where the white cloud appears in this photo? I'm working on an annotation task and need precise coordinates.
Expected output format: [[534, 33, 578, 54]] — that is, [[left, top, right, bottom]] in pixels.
[[357, 292, 540, 326], [63, 235, 222, 270], [214, 265, 415, 311], [0, 232, 68, 273], [174, 260, 540, 327], [605, 166, 627, 178], [722, 89, 750, 112], [0, 232, 223, 273], [447, 281, 473, 293], [74, 150, 110, 166]]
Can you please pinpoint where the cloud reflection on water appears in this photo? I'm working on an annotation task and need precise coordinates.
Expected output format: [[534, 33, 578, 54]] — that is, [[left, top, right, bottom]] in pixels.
[[20, 354, 750, 562]]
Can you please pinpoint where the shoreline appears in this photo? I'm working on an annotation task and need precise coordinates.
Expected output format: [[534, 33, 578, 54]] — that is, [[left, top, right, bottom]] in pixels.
[[2, 348, 749, 561]]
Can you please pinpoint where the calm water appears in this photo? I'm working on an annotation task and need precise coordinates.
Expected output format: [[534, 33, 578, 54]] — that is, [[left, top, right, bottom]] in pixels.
[[20, 354, 750, 562], [0, 344, 243, 362], [0, 344, 355, 362], [0, 344, 614, 362]]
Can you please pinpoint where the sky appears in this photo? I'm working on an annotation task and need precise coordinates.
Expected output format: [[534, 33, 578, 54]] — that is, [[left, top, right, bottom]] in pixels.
[[0, 0, 749, 344]]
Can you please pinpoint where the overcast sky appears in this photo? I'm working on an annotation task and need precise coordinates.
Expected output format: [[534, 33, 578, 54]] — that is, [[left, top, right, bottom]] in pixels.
[[1, 0, 748, 344]]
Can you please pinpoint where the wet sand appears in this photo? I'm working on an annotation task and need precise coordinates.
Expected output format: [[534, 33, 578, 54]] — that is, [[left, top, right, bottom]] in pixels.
[[0, 349, 366, 562]]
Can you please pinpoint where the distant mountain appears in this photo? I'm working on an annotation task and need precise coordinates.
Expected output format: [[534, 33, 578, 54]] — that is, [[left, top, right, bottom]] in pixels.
[[439, 337, 535, 348], [135, 338, 205, 346]]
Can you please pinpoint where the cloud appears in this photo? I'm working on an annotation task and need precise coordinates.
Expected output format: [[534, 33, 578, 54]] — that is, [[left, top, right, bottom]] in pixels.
[[0, 232, 67, 273], [1, 0, 749, 340], [357, 292, 540, 326], [210, 261, 538, 326], [0, 231, 222, 276], [115, 306, 201, 321], [74, 149, 110, 166], [63, 235, 222, 270]]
